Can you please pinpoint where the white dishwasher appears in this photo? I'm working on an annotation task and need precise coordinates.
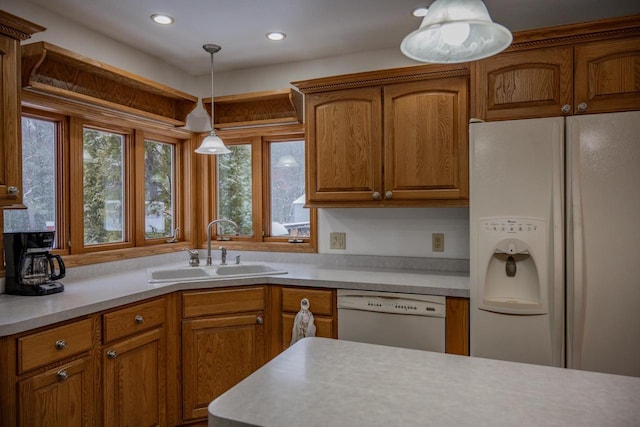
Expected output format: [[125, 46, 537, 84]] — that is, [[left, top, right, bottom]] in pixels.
[[337, 289, 446, 352]]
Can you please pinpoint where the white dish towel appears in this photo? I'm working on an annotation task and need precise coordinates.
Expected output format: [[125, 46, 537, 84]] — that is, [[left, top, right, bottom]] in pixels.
[[291, 298, 316, 345]]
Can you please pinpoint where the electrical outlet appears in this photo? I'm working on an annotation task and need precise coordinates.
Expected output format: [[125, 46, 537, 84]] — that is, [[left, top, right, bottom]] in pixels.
[[330, 232, 346, 250], [432, 233, 444, 252]]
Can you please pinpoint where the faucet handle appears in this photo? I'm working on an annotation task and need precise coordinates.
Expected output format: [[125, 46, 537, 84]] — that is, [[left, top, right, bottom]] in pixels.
[[186, 249, 200, 267], [219, 246, 228, 265]]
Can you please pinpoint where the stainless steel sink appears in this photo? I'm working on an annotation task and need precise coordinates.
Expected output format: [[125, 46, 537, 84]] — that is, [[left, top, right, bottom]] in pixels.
[[148, 263, 286, 283]]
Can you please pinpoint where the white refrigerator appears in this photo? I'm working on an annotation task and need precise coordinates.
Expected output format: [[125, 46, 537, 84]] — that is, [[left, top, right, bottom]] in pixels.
[[470, 111, 640, 377]]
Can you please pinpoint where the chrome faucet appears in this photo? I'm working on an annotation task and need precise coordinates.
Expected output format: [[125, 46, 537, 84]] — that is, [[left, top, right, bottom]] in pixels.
[[205, 219, 240, 265]]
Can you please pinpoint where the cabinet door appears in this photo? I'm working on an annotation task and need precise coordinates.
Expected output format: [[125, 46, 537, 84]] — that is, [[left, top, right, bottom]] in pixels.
[[0, 36, 23, 207], [384, 77, 469, 201], [574, 37, 640, 114], [281, 313, 334, 351], [18, 357, 95, 426], [182, 313, 266, 421], [305, 87, 382, 203], [474, 46, 573, 120], [103, 328, 166, 427]]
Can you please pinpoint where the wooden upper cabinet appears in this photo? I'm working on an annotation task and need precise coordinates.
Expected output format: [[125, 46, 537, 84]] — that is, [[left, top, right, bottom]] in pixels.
[[384, 77, 468, 201], [297, 64, 470, 207], [0, 11, 44, 208], [305, 87, 383, 203], [473, 17, 640, 121], [574, 36, 640, 114], [473, 46, 573, 120]]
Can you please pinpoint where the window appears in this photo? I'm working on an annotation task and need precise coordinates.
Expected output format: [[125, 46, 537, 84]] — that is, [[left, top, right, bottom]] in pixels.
[[3, 116, 58, 234], [83, 127, 126, 245], [269, 140, 308, 238], [205, 126, 315, 251], [144, 139, 175, 240], [4, 103, 192, 263], [72, 122, 184, 254]]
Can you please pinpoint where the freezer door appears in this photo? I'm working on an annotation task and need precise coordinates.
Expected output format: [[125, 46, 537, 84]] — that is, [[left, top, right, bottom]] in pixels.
[[566, 111, 640, 377]]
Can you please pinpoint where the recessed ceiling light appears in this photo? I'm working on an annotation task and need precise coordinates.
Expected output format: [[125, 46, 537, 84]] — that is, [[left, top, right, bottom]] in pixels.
[[151, 14, 174, 25], [266, 32, 286, 41], [412, 7, 429, 17]]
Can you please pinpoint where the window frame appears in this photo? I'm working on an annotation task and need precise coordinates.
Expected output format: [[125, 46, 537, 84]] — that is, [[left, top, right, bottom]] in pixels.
[[13, 92, 197, 266], [201, 123, 317, 253]]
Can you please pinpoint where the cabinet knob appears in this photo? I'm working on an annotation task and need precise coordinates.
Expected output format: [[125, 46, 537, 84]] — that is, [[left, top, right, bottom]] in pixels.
[[134, 315, 144, 324], [56, 369, 68, 381], [372, 192, 381, 200], [577, 102, 588, 112], [256, 316, 264, 325], [106, 350, 118, 359], [8, 186, 19, 196], [55, 340, 67, 350], [384, 191, 393, 200], [561, 104, 571, 114]]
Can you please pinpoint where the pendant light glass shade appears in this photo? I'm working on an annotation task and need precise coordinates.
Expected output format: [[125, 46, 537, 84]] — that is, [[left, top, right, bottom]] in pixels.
[[195, 131, 231, 154], [195, 44, 231, 155], [400, 0, 512, 64]]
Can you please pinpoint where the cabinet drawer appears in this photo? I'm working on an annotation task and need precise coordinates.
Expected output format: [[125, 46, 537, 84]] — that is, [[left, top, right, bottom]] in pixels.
[[103, 298, 166, 344], [18, 318, 93, 373], [281, 288, 334, 316], [182, 287, 265, 318]]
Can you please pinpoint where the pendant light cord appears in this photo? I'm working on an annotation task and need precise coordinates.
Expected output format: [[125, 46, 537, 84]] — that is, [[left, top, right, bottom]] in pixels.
[[210, 51, 215, 135]]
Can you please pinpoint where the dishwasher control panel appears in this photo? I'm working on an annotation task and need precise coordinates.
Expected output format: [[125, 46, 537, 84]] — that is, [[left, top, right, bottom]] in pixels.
[[337, 290, 446, 318]]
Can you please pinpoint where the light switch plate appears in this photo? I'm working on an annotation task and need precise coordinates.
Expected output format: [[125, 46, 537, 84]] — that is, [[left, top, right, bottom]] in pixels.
[[330, 232, 346, 250], [432, 233, 444, 252]]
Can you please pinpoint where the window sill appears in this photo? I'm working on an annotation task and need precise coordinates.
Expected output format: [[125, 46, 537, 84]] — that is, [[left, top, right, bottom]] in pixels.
[[59, 242, 195, 268], [201, 240, 317, 254]]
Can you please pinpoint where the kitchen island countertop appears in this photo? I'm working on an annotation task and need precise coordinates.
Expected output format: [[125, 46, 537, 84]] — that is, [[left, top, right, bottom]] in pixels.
[[208, 337, 640, 427], [0, 260, 468, 336]]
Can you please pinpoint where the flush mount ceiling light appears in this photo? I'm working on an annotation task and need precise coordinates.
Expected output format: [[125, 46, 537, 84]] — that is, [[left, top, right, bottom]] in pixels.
[[195, 44, 231, 155], [401, 0, 512, 64], [150, 14, 174, 25], [266, 32, 287, 41]]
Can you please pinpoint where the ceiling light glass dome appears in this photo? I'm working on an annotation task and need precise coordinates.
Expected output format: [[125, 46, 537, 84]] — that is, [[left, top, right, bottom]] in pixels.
[[401, 0, 512, 64]]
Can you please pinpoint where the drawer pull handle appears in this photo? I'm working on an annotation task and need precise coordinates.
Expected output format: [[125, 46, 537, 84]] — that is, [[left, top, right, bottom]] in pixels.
[[107, 350, 118, 359], [56, 369, 68, 381], [134, 315, 145, 324], [372, 192, 381, 200], [256, 316, 264, 325], [561, 104, 571, 114], [55, 340, 67, 350], [577, 102, 588, 112], [384, 191, 393, 200]]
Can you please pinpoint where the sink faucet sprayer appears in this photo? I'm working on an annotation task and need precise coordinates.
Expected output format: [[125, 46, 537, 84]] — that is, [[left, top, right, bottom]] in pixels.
[[205, 219, 240, 265]]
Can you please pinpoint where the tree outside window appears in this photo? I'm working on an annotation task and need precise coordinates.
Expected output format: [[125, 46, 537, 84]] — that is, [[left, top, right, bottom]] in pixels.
[[3, 117, 57, 234]]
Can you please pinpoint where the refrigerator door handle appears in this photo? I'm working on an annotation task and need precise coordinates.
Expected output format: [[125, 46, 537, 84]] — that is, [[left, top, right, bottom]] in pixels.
[[568, 118, 587, 370], [551, 120, 565, 368]]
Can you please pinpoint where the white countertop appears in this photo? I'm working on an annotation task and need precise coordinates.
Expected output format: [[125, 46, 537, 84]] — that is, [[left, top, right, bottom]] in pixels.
[[0, 261, 469, 336], [208, 338, 640, 427]]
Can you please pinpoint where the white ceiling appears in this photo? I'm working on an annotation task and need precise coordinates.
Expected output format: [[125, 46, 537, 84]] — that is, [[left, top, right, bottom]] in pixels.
[[24, 0, 640, 76]]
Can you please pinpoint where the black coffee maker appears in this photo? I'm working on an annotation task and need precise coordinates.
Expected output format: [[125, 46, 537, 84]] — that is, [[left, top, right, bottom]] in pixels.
[[4, 231, 65, 296]]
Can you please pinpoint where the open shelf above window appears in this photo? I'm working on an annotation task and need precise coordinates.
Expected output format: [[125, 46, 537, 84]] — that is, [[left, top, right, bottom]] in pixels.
[[203, 88, 303, 129], [21, 42, 198, 126]]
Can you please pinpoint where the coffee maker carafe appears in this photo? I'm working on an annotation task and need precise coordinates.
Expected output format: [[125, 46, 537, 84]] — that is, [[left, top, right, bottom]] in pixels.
[[4, 231, 65, 296]]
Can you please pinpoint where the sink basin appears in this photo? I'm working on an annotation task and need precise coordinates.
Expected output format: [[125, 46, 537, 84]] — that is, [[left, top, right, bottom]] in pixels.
[[215, 264, 286, 276], [148, 267, 213, 282], [148, 263, 286, 283]]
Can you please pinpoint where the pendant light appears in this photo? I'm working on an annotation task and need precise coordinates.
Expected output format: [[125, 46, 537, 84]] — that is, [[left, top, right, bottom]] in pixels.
[[400, 0, 512, 64], [195, 44, 231, 155]]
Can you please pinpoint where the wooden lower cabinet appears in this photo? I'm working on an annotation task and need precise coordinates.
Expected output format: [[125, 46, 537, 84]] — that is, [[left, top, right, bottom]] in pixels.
[[103, 328, 166, 426], [102, 296, 168, 426], [181, 287, 267, 422], [18, 356, 95, 426], [272, 286, 337, 355]]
